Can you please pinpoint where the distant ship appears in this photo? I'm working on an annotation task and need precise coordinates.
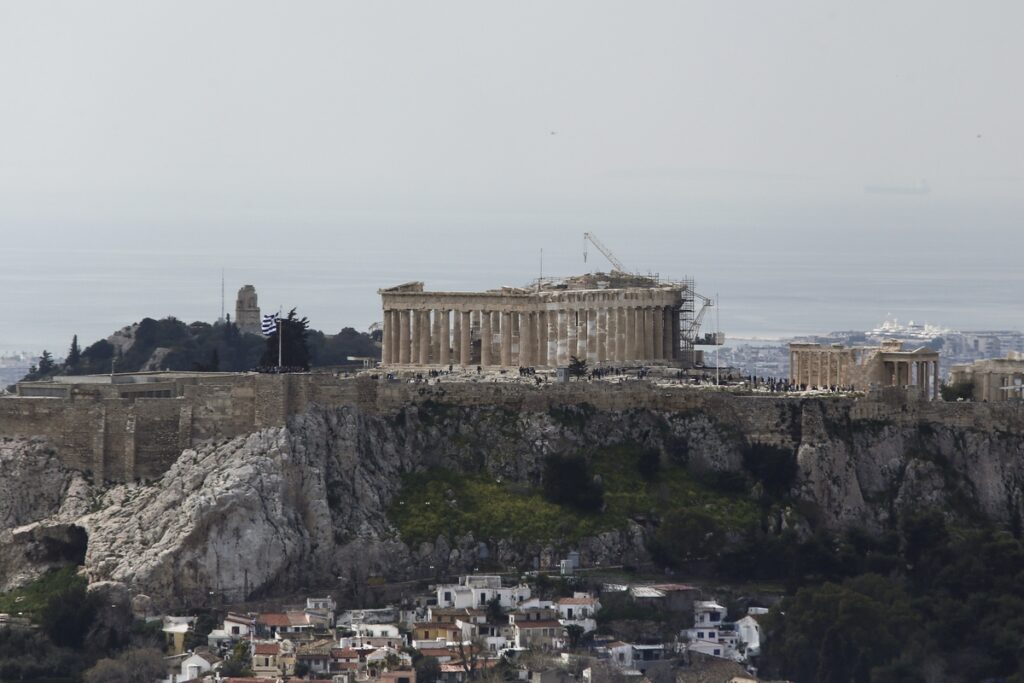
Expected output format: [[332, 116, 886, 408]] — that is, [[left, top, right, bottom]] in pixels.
[[868, 316, 951, 340], [864, 179, 931, 195]]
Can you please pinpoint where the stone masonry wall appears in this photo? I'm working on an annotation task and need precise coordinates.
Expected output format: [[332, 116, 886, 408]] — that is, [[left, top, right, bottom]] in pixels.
[[3, 373, 1023, 483]]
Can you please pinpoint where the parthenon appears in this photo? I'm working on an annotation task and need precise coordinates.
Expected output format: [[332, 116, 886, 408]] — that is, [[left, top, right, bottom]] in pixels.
[[379, 273, 690, 368]]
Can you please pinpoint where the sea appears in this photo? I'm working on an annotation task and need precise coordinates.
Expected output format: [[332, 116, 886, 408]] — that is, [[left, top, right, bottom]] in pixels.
[[2, 223, 1022, 356]]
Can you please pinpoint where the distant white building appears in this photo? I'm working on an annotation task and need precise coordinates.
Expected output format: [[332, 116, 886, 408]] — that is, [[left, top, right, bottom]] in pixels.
[[435, 575, 531, 610], [683, 601, 741, 661], [556, 594, 601, 634], [162, 652, 215, 683], [735, 607, 768, 658]]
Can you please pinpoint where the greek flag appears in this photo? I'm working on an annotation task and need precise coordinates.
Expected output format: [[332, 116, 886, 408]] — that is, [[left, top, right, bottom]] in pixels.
[[261, 313, 279, 335]]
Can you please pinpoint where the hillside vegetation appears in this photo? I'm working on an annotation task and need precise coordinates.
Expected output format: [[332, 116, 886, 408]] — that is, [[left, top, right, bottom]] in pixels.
[[15, 316, 379, 386]]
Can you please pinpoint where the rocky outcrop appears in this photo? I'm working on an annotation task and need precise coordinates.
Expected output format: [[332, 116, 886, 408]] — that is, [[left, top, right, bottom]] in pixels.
[[2, 396, 1024, 607]]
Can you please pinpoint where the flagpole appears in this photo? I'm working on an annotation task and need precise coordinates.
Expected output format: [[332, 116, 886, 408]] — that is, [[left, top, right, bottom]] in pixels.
[[278, 318, 283, 369]]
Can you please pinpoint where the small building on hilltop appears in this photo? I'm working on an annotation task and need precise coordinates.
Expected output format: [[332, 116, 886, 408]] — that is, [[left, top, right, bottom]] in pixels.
[[789, 339, 939, 398], [235, 284, 262, 335], [949, 351, 1024, 401]]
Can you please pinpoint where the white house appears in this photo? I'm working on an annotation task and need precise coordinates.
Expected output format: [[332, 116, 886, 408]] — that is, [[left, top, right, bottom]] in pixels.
[[223, 612, 254, 638], [684, 601, 742, 661], [162, 652, 214, 683], [435, 575, 530, 610], [735, 608, 767, 658], [556, 594, 601, 634]]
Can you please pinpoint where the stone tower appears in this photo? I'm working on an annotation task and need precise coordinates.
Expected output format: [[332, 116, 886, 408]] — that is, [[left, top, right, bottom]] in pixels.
[[235, 285, 261, 335]]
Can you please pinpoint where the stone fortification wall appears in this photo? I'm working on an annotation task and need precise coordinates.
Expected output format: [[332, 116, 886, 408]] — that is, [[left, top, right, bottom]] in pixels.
[[3, 372, 1022, 483]]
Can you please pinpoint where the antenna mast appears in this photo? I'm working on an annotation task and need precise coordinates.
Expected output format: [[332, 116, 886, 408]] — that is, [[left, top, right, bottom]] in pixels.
[[220, 269, 225, 321]]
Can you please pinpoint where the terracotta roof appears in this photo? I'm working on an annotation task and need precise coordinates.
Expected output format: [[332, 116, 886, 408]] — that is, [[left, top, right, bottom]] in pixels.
[[287, 610, 312, 626], [558, 597, 598, 605], [253, 642, 280, 655], [516, 620, 563, 629], [331, 647, 360, 659], [257, 612, 291, 627], [225, 679, 278, 683], [418, 648, 452, 657]]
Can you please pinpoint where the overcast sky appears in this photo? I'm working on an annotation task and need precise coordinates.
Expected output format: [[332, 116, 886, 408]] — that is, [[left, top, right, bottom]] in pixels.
[[1, 1, 1021, 349]]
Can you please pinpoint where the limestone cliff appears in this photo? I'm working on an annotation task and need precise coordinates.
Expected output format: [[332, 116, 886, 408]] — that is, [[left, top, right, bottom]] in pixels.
[[2, 396, 1023, 607]]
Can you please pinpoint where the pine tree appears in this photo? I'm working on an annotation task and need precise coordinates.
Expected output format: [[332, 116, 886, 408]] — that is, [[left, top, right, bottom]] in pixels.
[[38, 350, 55, 375], [67, 335, 81, 369]]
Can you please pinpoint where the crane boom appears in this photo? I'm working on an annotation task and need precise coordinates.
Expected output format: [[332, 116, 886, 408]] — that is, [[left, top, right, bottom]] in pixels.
[[583, 232, 627, 272]]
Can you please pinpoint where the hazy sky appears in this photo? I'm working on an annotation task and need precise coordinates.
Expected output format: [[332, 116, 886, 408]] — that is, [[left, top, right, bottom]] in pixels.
[[1, 1, 1021, 351]]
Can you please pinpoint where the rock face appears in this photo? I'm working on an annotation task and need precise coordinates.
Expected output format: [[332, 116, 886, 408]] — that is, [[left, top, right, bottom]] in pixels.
[[2, 397, 1024, 607]]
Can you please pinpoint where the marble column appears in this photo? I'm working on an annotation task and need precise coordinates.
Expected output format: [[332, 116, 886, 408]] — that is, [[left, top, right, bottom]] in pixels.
[[567, 310, 578, 360], [431, 309, 442, 363], [578, 309, 589, 362], [453, 310, 462, 363], [525, 312, 537, 366], [460, 311, 471, 366], [438, 310, 450, 366], [596, 308, 608, 362], [556, 310, 568, 365], [625, 308, 637, 360], [398, 310, 411, 364], [480, 312, 492, 366], [662, 308, 673, 360], [586, 309, 598, 362], [933, 361, 939, 399], [491, 312, 501, 364], [653, 306, 664, 360], [389, 310, 400, 364], [635, 307, 646, 361], [501, 311, 513, 366], [638, 309, 655, 360], [418, 310, 431, 364], [551, 309, 561, 365], [510, 313, 519, 365], [616, 308, 627, 362], [537, 311, 548, 367], [606, 307, 617, 361]]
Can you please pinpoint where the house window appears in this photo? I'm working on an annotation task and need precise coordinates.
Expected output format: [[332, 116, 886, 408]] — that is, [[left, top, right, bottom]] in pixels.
[[479, 592, 487, 605], [618, 653, 624, 662], [444, 591, 452, 602], [231, 626, 240, 634], [713, 649, 720, 656], [709, 612, 721, 622], [567, 608, 574, 619], [697, 632, 704, 639]]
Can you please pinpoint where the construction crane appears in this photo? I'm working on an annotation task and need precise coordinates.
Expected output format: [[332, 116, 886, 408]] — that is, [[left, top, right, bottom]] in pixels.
[[684, 291, 720, 345], [583, 232, 627, 272]]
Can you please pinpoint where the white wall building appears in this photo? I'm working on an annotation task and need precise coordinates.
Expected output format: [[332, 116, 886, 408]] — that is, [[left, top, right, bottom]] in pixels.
[[684, 601, 742, 661], [435, 575, 531, 610]]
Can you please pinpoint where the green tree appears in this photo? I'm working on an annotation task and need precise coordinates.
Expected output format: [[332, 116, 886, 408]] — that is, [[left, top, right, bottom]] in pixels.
[[37, 350, 55, 375], [415, 656, 441, 683], [260, 308, 312, 369], [220, 640, 253, 677], [565, 624, 585, 649], [66, 335, 81, 370], [82, 647, 164, 683], [761, 574, 924, 683], [568, 355, 588, 380], [542, 453, 603, 512], [38, 579, 98, 648]]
